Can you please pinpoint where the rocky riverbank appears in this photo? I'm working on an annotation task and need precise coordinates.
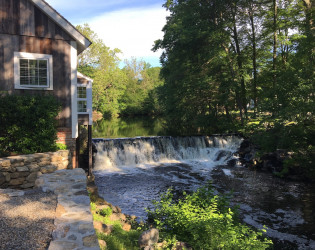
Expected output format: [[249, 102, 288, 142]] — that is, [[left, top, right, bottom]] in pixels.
[[87, 178, 187, 250], [237, 138, 310, 181]]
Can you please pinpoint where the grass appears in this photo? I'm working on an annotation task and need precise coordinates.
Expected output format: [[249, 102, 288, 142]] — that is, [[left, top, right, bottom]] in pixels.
[[97, 225, 142, 250], [89, 186, 143, 250]]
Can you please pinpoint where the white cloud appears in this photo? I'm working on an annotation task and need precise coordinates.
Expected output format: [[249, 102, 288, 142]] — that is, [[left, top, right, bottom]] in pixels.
[[46, 0, 127, 11], [89, 5, 167, 65], [45, 0, 167, 66]]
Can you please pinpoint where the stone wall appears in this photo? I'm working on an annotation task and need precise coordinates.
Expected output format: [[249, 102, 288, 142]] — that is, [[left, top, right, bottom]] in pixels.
[[0, 150, 71, 189]]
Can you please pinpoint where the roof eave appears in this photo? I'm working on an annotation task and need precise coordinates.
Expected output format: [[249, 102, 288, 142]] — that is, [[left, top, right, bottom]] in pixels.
[[30, 0, 91, 54]]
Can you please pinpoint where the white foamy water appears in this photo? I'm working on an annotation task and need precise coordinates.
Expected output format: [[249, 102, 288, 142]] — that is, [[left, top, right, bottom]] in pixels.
[[93, 135, 242, 175], [93, 135, 315, 249]]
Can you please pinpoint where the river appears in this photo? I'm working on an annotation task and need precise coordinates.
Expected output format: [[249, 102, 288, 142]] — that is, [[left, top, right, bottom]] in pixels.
[[93, 117, 166, 139], [92, 119, 315, 249]]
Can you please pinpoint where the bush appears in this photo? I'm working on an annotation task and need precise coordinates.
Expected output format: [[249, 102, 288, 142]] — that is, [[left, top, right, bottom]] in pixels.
[[98, 207, 112, 217], [247, 118, 315, 179], [56, 143, 67, 150], [0, 94, 60, 156], [147, 183, 273, 249]]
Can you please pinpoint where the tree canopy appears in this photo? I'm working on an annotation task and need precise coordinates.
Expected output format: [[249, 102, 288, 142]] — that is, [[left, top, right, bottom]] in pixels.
[[154, 0, 314, 177], [76, 24, 164, 118]]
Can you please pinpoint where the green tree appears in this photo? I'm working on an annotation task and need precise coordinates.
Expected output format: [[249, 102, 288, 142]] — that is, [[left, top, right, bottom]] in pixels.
[[76, 24, 126, 117], [119, 58, 164, 116], [155, 0, 314, 178]]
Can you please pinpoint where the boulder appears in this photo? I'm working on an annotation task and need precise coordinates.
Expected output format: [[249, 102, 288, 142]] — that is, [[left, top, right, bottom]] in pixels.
[[99, 240, 106, 249], [40, 165, 57, 174], [0, 160, 11, 168], [93, 221, 113, 235], [216, 150, 232, 161], [26, 172, 38, 182], [9, 177, 25, 186], [138, 228, 159, 248], [21, 183, 35, 189], [109, 213, 126, 222], [175, 242, 193, 250], [82, 235, 99, 248], [96, 204, 111, 211], [0, 176, 5, 185], [12, 162, 25, 168], [3, 172, 10, 182], [28, 164, 40, 172], [122, 223, 131, 231]]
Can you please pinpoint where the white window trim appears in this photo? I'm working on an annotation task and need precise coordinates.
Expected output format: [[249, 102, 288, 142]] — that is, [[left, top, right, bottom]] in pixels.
[[71, 42, 78, 138], [77, 83, 92, 115], [14, 52, 53, 90]]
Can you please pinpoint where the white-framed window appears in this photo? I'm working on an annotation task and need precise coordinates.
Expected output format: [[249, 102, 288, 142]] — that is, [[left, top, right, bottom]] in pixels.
[[77, 86, 87, 99], [77, 85, 88, 113], [78, 100, 87, 112], [14, 52, 53, 90]]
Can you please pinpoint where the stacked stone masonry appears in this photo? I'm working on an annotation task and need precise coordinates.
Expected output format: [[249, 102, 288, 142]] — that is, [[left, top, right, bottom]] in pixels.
[[0, 150, 71, 189], [36, 169, 100, 250]]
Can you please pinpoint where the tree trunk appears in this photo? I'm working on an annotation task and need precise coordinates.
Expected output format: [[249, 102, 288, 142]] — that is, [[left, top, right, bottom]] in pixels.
[[302, 0, 315, 101], [249, 3, 258, 117], [233, 22, 248, 120], [223, 44, 244, 125], [272, 0, 278, 114]]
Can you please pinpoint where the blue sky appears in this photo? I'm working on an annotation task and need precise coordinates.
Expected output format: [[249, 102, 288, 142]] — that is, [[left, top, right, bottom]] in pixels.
[[46, 0, 168, 67]]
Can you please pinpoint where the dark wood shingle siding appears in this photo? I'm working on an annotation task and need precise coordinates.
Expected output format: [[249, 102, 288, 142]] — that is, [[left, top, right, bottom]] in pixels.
[[0, 34, 72, 128], [0, 0, 71, 41], [0, 0, 74, 128]]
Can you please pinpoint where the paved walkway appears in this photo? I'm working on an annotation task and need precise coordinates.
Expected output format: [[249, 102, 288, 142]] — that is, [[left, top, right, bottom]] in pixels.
[[36, 168, 100, 250]]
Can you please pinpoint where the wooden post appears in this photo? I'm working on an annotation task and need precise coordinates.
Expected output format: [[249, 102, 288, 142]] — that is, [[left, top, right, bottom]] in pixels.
[[76, 125, 81, 168], [88, 124, 92, 176]]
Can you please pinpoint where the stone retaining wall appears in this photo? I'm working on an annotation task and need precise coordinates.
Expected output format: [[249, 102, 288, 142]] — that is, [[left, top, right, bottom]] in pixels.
[[0, 150, 71, 189]]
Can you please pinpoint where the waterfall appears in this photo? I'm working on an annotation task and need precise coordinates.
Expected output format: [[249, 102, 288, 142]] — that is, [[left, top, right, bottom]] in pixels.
[[93, 135, 242, 172]]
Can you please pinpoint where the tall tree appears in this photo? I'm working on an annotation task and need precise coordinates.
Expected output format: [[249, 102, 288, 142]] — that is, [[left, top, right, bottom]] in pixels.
[[76, 24, 126, 117]]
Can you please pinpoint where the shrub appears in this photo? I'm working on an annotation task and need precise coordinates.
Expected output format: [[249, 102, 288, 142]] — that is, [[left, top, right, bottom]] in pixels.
[[98, 225, 141, 250], [98, 207, 112, 217], [0, 94, 60, 156], [147, 183, 273, 249], [56, 143, 68, 150]]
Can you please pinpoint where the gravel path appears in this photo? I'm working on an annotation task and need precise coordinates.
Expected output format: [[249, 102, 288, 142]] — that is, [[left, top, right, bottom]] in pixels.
[[0, 189, 57, 250]]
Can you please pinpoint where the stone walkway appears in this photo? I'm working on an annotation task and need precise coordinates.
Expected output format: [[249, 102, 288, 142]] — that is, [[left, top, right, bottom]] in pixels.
[[36, 168, 100, 250]]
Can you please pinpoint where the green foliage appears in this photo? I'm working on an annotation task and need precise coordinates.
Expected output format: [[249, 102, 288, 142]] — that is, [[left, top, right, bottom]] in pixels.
[[90, 200, 141, 250], [56, 143, 67, 150], [98, 225, 141, 250], [98, 207, 113, 217], [247, 117, 315, 179], [90, 202, 97, 211], [0, 95, 60, 156], [76, 25, 164, 118], [119, 58, 164, 117], [147, 183, 273, 249], [76, 23, 126, 117], [155, 0, 314, 178]]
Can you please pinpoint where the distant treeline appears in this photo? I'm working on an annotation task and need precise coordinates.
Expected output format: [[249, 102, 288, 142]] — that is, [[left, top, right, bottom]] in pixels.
[[76, 24, 163, 119]]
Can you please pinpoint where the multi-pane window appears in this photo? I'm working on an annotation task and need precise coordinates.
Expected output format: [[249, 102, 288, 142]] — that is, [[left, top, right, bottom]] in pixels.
[[78, 100, 87, 112], [77, 86, 88, 113], [77, 87, 87, 98], [14, 52, 53, 90], [20, 59, 48, 86]]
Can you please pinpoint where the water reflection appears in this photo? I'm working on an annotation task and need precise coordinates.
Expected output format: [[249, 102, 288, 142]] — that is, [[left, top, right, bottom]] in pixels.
[[93, 117, 166, 138]]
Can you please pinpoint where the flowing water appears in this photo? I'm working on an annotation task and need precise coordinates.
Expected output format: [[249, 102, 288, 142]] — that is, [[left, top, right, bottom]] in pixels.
[[93, 135, 315, 249]]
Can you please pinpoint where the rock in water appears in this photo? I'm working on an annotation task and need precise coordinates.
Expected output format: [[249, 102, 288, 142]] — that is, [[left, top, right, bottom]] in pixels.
[[138, 228, 159, 248]]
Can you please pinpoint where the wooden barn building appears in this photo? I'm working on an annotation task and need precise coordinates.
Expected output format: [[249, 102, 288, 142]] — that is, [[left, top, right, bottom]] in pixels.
[[0, 0, 93, 168]]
